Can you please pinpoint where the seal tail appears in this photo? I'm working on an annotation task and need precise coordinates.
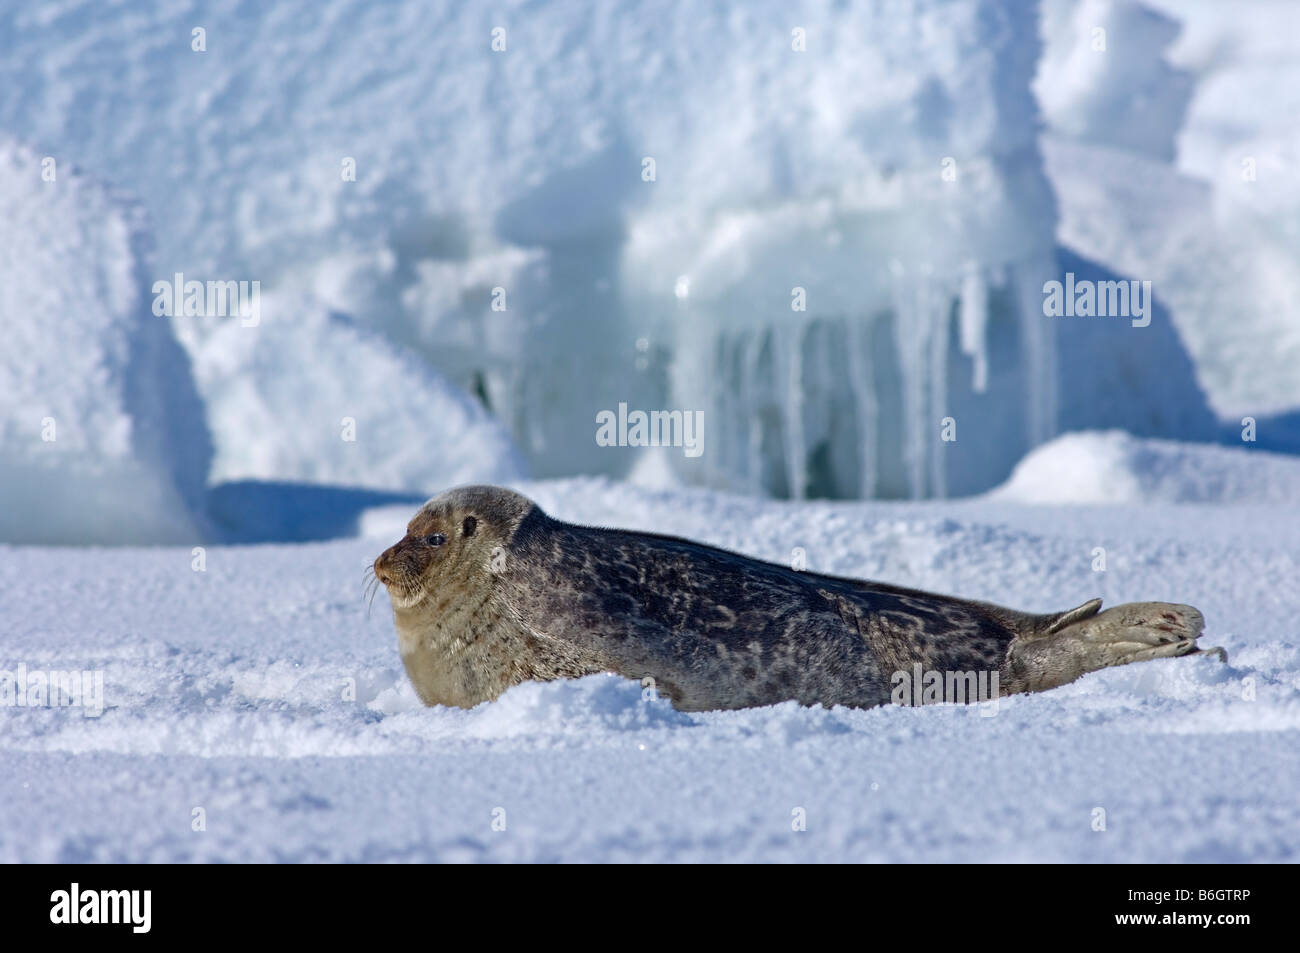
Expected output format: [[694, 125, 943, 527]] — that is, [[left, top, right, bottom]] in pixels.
[[1003, 600, 1226, 695]]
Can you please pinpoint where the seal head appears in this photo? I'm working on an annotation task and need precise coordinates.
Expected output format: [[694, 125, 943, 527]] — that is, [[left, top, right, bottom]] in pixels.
[[373, 484, 531, 609], [373, 485, 606, 707]]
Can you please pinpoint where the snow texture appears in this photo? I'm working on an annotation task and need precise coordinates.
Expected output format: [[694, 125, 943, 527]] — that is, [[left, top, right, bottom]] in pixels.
[[193, 290, 526, 493], [1038, 0, 1300, 419], [0, 140, 212, 544], [2, 476, 1296, 862], [990, 431, 1300, 505], [0, 0, 1064, 498]]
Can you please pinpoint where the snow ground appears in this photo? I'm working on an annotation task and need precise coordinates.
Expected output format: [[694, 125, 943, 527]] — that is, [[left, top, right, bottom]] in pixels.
[[3, 476, 1297, 862]]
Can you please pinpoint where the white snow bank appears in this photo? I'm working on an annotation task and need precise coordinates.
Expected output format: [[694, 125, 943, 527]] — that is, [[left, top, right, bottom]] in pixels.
[[0, 141, 211, 544], [1036, 0, 1192, 161], [1042, 134, 1300, 422], [193, 292, 525, 493], [1142, 0, 1300, 189], [0, 0, 1066, 498], [990, 431, 1300, 504], [1037, 0, 1300, 418]]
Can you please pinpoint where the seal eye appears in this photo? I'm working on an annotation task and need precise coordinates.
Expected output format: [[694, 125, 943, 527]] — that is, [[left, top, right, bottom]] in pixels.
[[424, 533, 446, 547]]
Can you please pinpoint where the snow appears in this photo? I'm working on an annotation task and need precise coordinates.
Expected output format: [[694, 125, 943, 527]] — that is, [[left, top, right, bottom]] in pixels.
[[1036, 0, 1193, 161], [193, 290, 526, 493], [0, 0, 1069, 498], [1037, 0, 1300, 419], [990, 430, 1300, 504], [3, 474, 1298, 862], [0, 139, 212, 545], [6, 0, 1289, 499], [1042, 133, 1300, 422]]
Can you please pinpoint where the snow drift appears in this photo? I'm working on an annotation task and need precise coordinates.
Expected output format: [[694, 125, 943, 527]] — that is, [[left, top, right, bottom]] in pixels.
[[0, 0, 1072, 499], [1037, 0, 1300, 419], [0, 141, 211, 544], [991, 430, 1300, 504], [193, 291, 526, 493], [2, 0, 1297, 513]]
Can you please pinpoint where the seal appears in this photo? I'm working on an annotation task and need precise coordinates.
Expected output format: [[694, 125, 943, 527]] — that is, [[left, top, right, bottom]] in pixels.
[[373, 485, 1223, 711]]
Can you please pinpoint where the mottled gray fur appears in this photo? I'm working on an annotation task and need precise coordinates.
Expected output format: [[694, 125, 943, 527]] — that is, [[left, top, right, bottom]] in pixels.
[[374, 486, 1221, 711]]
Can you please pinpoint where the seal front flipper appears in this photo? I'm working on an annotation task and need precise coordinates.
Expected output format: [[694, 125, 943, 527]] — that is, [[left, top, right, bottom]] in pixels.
[[1002, 600, 1222, 694]]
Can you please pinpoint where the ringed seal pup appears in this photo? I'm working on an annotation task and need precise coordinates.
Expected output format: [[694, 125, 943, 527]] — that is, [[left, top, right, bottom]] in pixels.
[[373, 485, 1222, 711]]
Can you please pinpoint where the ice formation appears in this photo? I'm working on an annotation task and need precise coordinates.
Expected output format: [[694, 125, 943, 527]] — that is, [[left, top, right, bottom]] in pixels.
[[193, 291, 526, 492], [0, 0, 1065, 500], [990, 430, 1300, 504], [3, 0, 1293, 503], [0, 140, 211, 544], [1037, 0, 1300, 419]]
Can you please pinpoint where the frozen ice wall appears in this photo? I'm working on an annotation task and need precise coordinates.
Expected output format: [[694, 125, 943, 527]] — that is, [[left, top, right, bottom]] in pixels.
[[0, 0, 1061, 498], [624, 1, 1060, 498]]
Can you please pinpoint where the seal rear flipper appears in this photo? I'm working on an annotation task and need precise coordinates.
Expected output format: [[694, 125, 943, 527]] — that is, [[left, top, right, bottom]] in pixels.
[[1002, 601, 1218, 695]]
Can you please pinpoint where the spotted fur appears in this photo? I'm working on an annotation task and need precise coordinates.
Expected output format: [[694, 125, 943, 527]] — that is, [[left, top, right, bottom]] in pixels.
[[374, 486, 1219, 711]]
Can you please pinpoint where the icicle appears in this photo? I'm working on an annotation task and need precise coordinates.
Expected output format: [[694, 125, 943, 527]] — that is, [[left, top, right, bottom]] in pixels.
[[959, 260, 988, 393], [665, 256, 1055, 502], [813, 322, 839, 492], [1012, 255, 1059, 448], [743, 331, 765, 495], [721, 334, 738, 490], [892, 267, 930, 500], [708, 332, 729, 489], [928, 277, 950, 500], [778, 320, 808, 499], [846, 316, 878, 499]]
